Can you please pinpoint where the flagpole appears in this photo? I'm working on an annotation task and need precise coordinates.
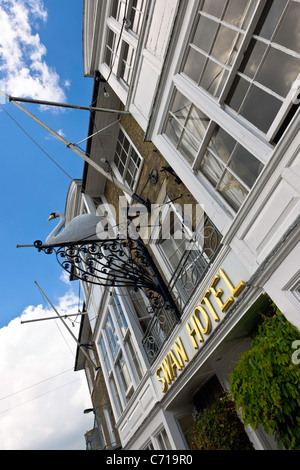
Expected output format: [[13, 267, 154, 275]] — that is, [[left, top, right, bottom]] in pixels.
[[0, 90, 133, 197], [8, 95, 130, 115], [34, 281, 98, 370]]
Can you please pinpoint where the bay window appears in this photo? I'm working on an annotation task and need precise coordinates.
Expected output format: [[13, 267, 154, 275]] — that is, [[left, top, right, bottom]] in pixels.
[[164, 90, 264, 211], [104, 0, 147, 88], [181, 0, 300, 140], [98, 292, 144, 417], [113, 127, 143, 191]]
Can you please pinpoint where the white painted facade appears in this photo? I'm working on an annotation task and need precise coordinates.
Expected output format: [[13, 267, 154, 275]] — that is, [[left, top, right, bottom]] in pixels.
[[70, 0, 300, 450]]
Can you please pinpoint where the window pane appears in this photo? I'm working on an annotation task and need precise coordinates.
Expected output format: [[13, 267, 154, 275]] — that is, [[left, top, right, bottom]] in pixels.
[[211, 25, 241, 66], [130, 0, 145, 35], [226, 75, 251, 112], [185, 106, 210, 140], [156, 429, 172, 450], [110, 376, 123, 415], [228, 146, 263, 188], [113, 296, 128, 336], [100, 337, 111, 373], [179, 131, 200, 165], [171, 90, 192, 122], [182, 47, 206, 83], [274, 2, 300, 53], [200, 59, 229, 97], [208, 126, 236, 163], [164, 91, 210, 165], [254, 0, 288, 40], [241, 85, 282, 132], [223, 0, 256, 28], [218, 170, 248, 211], [192, 15, 219, 53], [105, 314, 120, 360], [117, 352, 132, 398], [111, 0, 127, 23], [202, 0, 227, 19], [257, 47, 300, 97], [239, 39, 267, 79], [200, 150, 225, 187], [165, 117, 182, 144], [127, 336, 143, 380]]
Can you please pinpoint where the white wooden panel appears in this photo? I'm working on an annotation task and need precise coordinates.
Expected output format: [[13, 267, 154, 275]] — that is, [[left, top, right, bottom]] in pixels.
[[140, 383, 154, 410], [146, 0, 179, 59], [244, 180, 297, 254], [133, 56, 159, 119]]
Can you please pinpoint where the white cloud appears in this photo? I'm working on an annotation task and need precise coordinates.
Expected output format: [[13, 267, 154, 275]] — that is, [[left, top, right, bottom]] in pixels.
[[0, 0, 66, 103], [64, 79, 71, 89], [60, 270, 71, 284], [57, 128, 66, 138], [0, 290, 94, 450]]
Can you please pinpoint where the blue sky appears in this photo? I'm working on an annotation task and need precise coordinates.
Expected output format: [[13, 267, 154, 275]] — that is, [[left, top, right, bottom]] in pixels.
[[0, 0, 95, 450], [0, 0, 94, 326]]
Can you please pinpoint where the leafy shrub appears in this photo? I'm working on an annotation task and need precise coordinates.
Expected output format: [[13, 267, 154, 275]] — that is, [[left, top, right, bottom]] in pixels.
[[187, 392, 254, 450], [230, 308, 300, 450]]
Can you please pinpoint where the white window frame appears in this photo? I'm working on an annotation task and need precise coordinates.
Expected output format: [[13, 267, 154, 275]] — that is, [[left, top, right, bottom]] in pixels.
[[179, 0, 300, 142], [103, 405, 117, 446], [104, 16, 138, 89], [161, 79, 273, 212], [97, 291, 144, 417], [155, 427, 173, 450], [111, 0, 147, 37], [112, 125, 143, 194]]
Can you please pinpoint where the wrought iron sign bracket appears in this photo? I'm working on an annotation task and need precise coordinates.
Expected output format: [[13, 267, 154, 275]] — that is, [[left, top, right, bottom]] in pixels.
[[33, 237, 181, 324]]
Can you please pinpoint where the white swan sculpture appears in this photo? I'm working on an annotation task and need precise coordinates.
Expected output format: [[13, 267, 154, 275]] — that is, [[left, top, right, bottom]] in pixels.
[[45, 211, 105, 245]]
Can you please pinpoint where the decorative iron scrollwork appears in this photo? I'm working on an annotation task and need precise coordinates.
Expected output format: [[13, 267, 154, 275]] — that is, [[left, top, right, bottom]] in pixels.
[[34, 237, 181, 324]]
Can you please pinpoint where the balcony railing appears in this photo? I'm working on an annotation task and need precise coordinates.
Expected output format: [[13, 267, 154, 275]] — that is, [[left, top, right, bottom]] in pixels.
[[142, 217, 222, 363], [168, 217, 222, 310]]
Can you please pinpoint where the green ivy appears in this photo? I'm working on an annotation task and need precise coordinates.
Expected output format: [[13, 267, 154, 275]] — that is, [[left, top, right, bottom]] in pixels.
[[187, 392, 254, 450], [230, 306, 300, 450]]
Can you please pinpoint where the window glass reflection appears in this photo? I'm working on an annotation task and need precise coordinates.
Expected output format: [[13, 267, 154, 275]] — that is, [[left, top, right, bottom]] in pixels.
[[200, 126, 264, 211], [226, 0, 300, 134], [200, 151, 224, 186], [226, 76, 250, 111], [257, 47, 300, 97], [178, 132, 200, 166], [211, 25, 241, 66], [239, 39, 266, 79], [193, 15, 218, 54], [218, 171, 248, 212], [208, 126, 236, 163], [202, 0, 226, 19], [254, 0, 288, 40], [165, 91, 210, 165], [200, 60, 229, 97], [228, 147, 263, 188], [274, 1, 300, 53], [183, 47, 206, 83], [223, 0, 256, 28], [241, 85, 282, 133]]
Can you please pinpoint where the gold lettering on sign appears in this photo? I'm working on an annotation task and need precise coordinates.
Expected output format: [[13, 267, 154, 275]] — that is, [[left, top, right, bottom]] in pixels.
[[186, 315, 204, 348], [156, 366, 167, 393], [201, 290, 220, 321], [156, 337, 188, 393], [210, 274, 234, 312], [156, 268, 246, 393], [194, 306, 211, 335], [173, 337, 188, 367], [219, 269, 245, 297]]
